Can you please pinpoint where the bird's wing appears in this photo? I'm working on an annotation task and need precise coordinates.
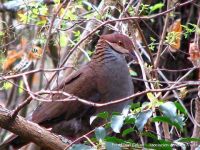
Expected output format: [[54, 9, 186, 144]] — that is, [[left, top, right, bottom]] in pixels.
[[0, 65, 100, 149], [30, 65, 99, 125]]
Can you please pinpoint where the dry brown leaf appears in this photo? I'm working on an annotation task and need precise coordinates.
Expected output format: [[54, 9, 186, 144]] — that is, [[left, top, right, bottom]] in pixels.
[[3, 45, 42, 72], [167, 19, 182, 51], [2, 51, 24, 71], [188, 42, 200, 67]]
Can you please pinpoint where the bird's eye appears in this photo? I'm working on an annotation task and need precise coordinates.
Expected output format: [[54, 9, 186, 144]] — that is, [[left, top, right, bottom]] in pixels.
[[118, 41, 123, 46], [32, 48, 38, 53]]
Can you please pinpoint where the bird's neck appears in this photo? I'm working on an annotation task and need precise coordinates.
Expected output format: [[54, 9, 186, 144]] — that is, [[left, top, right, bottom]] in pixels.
[[95, 38, 107, 52], [91, 38, 118, 63]]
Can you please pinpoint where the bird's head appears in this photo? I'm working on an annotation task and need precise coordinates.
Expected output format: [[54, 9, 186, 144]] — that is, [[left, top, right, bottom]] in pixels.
[[100, 34, 136, 62]]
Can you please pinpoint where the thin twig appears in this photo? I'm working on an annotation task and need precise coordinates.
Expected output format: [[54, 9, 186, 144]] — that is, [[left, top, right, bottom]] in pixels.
[[39, 0, 70, 89], [0, 66, 74, 81], [154, 0, 170, 68], [10, 97, 32, 118], [19, 82, 199, 107]]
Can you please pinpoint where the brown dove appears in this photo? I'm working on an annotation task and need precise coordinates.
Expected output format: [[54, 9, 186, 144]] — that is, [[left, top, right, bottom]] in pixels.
[[1, 33, 135, 149]]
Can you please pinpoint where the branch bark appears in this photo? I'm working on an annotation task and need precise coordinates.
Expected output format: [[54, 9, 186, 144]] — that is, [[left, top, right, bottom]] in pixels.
[[0, 106, 67, 150]]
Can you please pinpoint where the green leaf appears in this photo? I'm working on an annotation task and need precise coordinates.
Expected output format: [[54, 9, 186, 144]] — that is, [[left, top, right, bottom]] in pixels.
[[149, 37, 156, 51], [0, 31, 4, 36], [135, 110, 152, 132], [2, 82, 13, 90], [150, 37, 156, 42], [165, 32, 180, 45], [147, 92, 158, 102], [18, 80, 24, 94], [177, 137, 200, 143], [124, 115, 135, 124], [90, 112, 109, 125], [131, 102, 141, 110], [97, 112, 109, 119], [105, 142, 121, 150], [32, 8, 38, 15], [174, 102, 187, 115], [112, 112, 121, 116], [150, 3, 164, 13], [181, 24, 195, 38], [87, 50, 94, 56], [122, 128, 134, 137], [104, 136, 125, 144], [159, 102, 185, 128], [69, 144, 96, 150], [152, 116, 182, 130], [73, 30, 81, 37], [129, 69, 138, 76], [152, 116, 171, 124], [54, 0, 60, 4], [95, 127, 106, 141], [65, 10, 77, 20], [60, 34, 68, 47], [90, 116, 97, 125], [159, 102, 177, 119], [142, 131, 158, 140], [111, 115, 124, 133], [31, 14, 38, 19], [122, 105, 130, 116], [139, 4, 150, 14], [39, 5, 48, 15], [141, 102, 151, 109], [18, 13, 29, 23], [36, 20, 47, 26]]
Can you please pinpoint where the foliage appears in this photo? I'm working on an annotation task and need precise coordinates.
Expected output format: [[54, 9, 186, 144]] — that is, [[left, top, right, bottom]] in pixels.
[[139, 2, 164, 15], [149, 37, 156, 51], [182, 24, 196, 38], [80, 100, 186, 149], [165, 31, 181, 47]]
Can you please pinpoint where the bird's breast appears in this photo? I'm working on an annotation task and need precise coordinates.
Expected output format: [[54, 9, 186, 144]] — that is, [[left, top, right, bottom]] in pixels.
[[95, 60, 133, 113], [90, 48, 134, 112], [92, 56, 133, 101]]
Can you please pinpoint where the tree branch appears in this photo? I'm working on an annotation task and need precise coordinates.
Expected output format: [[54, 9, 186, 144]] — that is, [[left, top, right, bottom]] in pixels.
[[0, 106, 67, 150]]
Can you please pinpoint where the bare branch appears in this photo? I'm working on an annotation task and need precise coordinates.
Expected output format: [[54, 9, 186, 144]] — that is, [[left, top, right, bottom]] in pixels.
[[0, 106, 67, 150]]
